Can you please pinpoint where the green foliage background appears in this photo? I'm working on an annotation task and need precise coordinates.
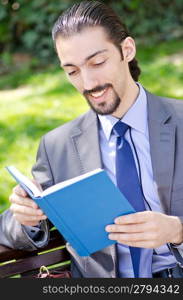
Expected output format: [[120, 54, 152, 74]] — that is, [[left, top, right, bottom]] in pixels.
[[0, 0, 183, 212], [1, 0, 183, 69]]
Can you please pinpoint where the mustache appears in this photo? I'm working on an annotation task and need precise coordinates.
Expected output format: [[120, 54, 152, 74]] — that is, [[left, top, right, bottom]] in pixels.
[[83, 83, 112, 97]]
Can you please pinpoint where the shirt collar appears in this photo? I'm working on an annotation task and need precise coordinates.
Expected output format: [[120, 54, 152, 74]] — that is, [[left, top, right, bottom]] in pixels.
[[98, 83, 148, 141]]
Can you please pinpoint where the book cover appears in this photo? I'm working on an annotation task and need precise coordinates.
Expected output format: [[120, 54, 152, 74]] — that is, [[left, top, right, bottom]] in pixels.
[[6, 166, 135, 256]]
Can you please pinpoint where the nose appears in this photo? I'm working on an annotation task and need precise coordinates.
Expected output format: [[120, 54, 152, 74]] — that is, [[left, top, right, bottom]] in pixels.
[[81, 69, 99, 92]]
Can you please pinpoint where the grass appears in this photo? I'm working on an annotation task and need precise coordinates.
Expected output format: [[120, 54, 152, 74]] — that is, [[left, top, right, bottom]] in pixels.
[[0, 38, 183, 212], [137, 39, 183, 98], [0, 67, 88, 211]]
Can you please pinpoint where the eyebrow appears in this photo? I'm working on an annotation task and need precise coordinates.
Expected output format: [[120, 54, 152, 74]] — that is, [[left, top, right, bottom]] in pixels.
[[62, 49, 108, 67]]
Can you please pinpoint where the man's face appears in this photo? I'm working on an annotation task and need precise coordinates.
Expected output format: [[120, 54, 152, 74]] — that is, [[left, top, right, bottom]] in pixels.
[[55, 26, 132, 116]]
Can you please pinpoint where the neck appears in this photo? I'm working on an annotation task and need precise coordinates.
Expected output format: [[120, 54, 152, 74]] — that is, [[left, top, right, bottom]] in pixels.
[[112, 80, 139, 119]]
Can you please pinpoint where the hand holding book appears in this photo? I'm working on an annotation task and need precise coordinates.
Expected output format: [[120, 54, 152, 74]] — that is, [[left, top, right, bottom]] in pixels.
[[7, 166, 135, 256], [9, 176, 47, 227]]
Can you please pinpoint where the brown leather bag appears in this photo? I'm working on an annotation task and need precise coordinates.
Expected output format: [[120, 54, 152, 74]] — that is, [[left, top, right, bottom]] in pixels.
[[36, 265, 72, 278]]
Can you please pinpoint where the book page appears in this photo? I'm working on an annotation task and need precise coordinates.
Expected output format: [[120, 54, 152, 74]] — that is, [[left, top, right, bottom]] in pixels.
[[42, 168, 103, 197], [6, 166, 42, 197]]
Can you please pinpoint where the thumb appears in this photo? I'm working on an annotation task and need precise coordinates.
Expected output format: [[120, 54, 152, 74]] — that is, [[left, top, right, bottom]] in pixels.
[[31, 178, 43, 192]]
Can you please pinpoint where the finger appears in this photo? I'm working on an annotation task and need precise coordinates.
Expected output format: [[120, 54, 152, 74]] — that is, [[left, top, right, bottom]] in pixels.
[[9, 193, 39, 209], [114, 211, 152, 225], [21, 221, 41, 226], [13, 185, 27, 197], [108, 232, 153, 243], [13, 212, 47, 223], [116, 240, 156, 248], [105, 223, 146, 233], [10, 203, 46, 217]]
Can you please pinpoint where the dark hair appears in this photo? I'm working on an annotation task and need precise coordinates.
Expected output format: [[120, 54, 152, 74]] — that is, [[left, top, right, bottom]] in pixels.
[[52, 1, 141, 81]]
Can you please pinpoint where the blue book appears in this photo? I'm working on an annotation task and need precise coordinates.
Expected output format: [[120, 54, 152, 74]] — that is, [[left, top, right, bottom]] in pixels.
[[6, 166, 135, 256]]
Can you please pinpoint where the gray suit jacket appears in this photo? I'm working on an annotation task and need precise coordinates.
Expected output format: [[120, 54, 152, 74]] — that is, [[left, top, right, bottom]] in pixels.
[[1, 90, 183, 277]]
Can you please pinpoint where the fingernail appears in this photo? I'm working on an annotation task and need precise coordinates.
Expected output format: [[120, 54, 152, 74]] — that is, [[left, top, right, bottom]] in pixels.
[[105, 225, 111, 232], [108, 234, 113, 240], [114, 218, 121, 224]]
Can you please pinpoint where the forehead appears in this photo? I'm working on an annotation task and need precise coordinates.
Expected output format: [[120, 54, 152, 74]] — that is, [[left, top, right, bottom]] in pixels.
[[55, 26, 113, 65]]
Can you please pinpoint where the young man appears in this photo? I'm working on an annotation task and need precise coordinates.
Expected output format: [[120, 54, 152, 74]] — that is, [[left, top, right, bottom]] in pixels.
[[2, 1, 183, 277]]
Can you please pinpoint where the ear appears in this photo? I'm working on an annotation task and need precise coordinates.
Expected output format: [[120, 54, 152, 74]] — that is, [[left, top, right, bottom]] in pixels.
[[120, 37, 136, 62]]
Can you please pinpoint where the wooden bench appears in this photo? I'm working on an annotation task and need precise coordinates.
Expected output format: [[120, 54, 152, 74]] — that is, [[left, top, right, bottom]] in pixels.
[[0, 229, 71, 278]]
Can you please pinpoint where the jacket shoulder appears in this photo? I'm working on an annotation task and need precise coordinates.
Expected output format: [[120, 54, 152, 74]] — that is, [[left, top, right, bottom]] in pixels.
[[147, 88, 183, 121], [160, 96, 183, 120], [43, 110, 96, 143]]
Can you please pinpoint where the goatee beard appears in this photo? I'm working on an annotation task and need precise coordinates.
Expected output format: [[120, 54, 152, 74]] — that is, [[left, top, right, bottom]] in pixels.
[[83, 83, 121, 115], [86, 95, 121, 115]]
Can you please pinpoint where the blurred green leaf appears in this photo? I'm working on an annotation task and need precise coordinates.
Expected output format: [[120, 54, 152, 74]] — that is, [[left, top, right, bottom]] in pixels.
[[22, 31, 38, 49], [0, 0, 183, 65], [0, 7, 7, 20]]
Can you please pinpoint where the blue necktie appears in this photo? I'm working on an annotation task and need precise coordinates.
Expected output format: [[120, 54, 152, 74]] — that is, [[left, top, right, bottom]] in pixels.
[[113, 121, 146, 278]]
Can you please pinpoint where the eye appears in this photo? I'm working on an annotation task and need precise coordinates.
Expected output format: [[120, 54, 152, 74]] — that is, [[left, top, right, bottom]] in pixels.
[[68, 70, 77, 76], [94, 60, 106, 66]]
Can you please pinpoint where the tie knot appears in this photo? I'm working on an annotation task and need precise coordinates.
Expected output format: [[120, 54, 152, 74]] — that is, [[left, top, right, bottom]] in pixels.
[[113, 121, 129, 138]]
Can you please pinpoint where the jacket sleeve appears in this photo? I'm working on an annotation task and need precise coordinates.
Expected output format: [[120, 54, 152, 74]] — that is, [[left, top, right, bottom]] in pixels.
[[0, 136, 53, 251], [0, 209, 49, 250]]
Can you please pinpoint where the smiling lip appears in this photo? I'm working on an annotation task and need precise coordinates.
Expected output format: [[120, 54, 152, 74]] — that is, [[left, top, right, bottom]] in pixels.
[[89, 87, 109, 102]]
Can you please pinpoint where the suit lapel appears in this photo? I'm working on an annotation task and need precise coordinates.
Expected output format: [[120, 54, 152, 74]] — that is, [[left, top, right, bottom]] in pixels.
[[70, 110, 118, 276], [71, 110, 103, 173], [146, 91, 176, 214]]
